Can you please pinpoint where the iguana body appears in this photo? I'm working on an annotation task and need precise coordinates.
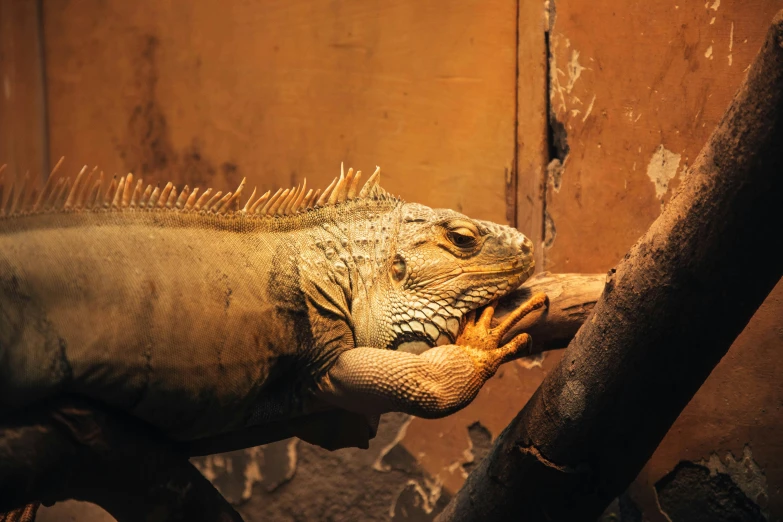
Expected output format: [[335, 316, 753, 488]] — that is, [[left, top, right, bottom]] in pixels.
[[0, 163, 540, 453]]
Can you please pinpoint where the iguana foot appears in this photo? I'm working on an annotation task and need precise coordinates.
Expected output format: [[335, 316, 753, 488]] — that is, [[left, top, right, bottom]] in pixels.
[[318, 292, 549, 419], [456, 292, 548, 368]]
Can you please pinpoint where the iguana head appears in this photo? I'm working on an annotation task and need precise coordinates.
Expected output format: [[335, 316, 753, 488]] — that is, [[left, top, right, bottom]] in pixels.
[[354, 201, 535, 352]]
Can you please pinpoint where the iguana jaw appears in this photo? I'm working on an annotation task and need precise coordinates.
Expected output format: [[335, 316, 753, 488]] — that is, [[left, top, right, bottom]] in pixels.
[[460, 259, 528, 273], [450, 260, 532, 276]]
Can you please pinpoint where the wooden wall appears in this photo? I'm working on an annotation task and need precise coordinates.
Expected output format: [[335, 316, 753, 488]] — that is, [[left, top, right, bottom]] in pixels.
[[41, 0, 543, 227], [2, 0, 782, 519], [0, 0, 47, 182]]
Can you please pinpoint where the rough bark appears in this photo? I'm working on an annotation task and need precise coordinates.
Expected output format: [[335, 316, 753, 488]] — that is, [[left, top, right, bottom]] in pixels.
[[496, 272, 605, 354], [436, 11, 783, 522]]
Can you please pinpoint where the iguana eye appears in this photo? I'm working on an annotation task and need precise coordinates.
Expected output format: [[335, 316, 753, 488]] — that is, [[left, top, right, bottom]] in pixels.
[[447, 227, 478, 249], [391, 255, 407, 282]]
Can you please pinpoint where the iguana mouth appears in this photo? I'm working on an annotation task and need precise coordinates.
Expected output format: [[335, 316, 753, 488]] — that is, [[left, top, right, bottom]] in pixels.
[[459, 258, 532, 275], [418, 261, 531, 286]]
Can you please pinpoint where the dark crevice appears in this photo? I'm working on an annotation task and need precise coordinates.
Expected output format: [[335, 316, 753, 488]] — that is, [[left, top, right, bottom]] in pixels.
[[542, 0, 566, 254], [507, 0, 521, 229]]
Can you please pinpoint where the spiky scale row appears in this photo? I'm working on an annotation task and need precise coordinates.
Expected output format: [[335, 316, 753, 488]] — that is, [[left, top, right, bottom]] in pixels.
[[0, 160, 388, 219]]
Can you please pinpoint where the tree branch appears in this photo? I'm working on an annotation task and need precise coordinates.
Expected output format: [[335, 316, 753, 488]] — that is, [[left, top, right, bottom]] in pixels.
[[496, 272, 605, 354], [436, 10, 783, 522]]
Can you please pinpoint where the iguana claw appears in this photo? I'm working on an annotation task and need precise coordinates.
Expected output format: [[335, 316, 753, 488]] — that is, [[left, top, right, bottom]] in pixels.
[[457, 292, 548, 365]]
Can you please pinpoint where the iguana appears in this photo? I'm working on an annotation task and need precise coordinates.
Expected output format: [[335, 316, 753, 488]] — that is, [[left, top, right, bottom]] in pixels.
[[0, 160, 544, 471]]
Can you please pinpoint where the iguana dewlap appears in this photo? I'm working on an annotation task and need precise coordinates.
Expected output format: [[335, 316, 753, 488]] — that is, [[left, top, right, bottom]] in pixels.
[[0, 162, 539, 450]]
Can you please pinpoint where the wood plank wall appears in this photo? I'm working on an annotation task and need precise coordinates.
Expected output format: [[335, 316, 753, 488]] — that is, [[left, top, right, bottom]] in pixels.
[[41, 0, 537, 228], [0, 0, 47, 183]]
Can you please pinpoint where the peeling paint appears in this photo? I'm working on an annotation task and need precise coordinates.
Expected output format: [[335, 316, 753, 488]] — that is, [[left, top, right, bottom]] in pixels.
[[582, 94, 596, 122], [707, 0, 720, 10], [192, 449, 264, 505], [242, 447, 263, 501], [543, 210, 557, 249], [547, 158, 565, 193], [704, 44, 714, 59], [285, 438, 298, 480], [565, 50, 586, 93], [390, 479, 442, 518], [516, 352, 546, 369], [656, 460, 765, 521], [646, 145, 681, 200], [550, 34, 590, 115], [697, 445, 769, 516], [191, 438, 298, 505], [728, 22, 734, 66], [460, 422, 492, 478], [373, 414, 414, 472]]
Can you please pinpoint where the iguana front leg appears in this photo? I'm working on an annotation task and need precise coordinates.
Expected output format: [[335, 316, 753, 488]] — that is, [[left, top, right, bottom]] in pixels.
[[317, 293, 547, 419]]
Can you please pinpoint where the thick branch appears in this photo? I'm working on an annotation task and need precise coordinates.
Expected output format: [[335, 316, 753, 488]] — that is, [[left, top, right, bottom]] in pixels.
[[437, 11, 783, 522], [496, 272, 605, 353], [0, 399, 242, 522]]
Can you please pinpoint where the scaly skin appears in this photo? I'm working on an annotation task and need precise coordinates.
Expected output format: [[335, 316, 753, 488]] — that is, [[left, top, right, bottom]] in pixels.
[[0, 165, 540, 451]]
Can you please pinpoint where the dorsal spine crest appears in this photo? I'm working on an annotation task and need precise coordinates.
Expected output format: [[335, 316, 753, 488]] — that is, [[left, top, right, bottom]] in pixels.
[[0, 160, 395, 220]]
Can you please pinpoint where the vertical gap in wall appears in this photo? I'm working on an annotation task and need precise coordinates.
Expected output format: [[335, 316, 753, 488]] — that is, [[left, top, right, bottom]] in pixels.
[[508, 0, 521, 229], [542, 24, 552, 257], [35, 0, 49, 180]]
